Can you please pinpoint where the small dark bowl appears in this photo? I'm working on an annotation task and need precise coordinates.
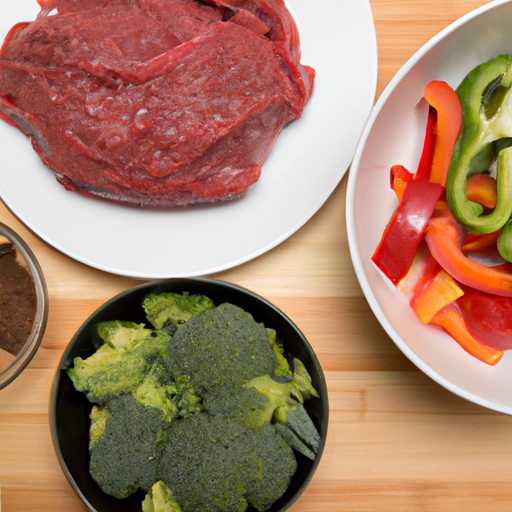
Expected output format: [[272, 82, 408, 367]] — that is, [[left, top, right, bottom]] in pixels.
[[0, 222, 48, 390], [49, 278, 328, 512]]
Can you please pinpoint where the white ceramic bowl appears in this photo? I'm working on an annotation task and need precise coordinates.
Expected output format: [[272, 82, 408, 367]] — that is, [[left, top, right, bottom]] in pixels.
[[346, 0, 512, 414]]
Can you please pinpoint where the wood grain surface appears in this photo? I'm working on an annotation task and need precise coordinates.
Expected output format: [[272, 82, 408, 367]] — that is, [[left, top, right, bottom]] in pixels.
[[1, 1, 510, 511]]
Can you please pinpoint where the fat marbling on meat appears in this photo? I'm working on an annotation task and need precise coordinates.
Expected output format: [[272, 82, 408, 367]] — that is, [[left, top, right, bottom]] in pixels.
[[0, 0, 314, 207]]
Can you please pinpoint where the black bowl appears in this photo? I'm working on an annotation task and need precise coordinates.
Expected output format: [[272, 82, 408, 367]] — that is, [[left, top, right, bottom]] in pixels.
[[49, 278, 328, 512]]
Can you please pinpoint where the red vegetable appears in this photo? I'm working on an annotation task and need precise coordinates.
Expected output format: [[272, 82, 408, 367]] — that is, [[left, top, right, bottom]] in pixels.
[[424, 202, 512, 297], [410, 268, 463, 325], [415, 103, 437, 180], [462, 231, 501, 253], [422, 80, 463, 186], [372, 178, 444, 285], [465, 174, 497, 209], [458, 286, 512, 351], [430, 303, 504, 366], [398, 241, 440, 300], [390, 164, 413, 202]]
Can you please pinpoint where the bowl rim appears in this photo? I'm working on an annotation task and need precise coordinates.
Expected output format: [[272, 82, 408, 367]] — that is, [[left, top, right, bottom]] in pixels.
[[49, 277, 329, 512], [0, 221, 49, 390], [346, 0, 512, 413]]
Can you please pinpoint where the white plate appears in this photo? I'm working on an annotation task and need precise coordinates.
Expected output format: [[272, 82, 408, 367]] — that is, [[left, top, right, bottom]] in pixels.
[[347, 0, 512, 414], [0, 0, 377, 278]]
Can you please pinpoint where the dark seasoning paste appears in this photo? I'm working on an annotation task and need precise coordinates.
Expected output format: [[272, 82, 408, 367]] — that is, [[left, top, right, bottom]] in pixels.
[[0, 241, 36, 356]]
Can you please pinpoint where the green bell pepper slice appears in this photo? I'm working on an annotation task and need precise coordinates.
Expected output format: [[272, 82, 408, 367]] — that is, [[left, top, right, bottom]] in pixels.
[[446, 54, 512, 239]]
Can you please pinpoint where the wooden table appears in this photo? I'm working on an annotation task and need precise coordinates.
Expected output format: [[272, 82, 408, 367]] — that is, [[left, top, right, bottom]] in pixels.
[[1, 0, 510, 510]]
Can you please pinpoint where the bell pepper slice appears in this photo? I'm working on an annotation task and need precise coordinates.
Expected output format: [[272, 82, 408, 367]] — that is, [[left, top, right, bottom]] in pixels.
[[430, 303, 504, 366], [390, 164, 413, 202], [398, 242, 464, 324], [462, 230, 501, 252], [498, 218, 512, 262], [457, 286, 512, 351], [424, 202, 512, 296], [372, 178, 444, 284], [465, 174, 497, 209], [410, 268, 464, 325], [397, 241, 440, 300], [422, 80, 463, 186], [446, 54, 512, 237], [415, 105, 437, 180]]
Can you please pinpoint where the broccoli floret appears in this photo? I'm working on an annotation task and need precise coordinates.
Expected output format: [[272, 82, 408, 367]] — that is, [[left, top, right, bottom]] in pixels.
[[157, 413, 297, 512], [67, 321, 170, 404], [89, 393, 170, 499], [165, 303, 278, 400], [241, 358, 321, 458], [133, 368, 202, 422], [244, 357, 319, 426], [142, 481, 182, 512], [143, 292, 215, 333], [133, 363, 180, 422], [89, 405, 110, 447]]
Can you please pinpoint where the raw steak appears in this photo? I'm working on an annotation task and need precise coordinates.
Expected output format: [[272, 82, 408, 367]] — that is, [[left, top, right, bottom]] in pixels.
[[0, 0, 314, 207]]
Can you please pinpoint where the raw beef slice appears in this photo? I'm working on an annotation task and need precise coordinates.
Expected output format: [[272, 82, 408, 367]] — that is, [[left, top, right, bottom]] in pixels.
[[0, 0, 314, 207]]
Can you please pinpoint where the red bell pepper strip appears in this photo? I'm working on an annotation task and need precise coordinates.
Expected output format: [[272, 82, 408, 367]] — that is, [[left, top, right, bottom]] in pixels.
[[457, 286, 512, 351], [465, 174, 497, 209], [390, 165, 413, 202], [462, 230, 501, 253], [430, 303, 504, 366], [422, 80, 463, 187], [424, 202, 512, 296], [372, 178, 444, 284], [415, 105, 437, 180]]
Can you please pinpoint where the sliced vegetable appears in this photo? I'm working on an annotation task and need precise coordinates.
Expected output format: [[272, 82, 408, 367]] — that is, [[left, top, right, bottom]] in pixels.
[[398, 242, 463, 324], [458, 286, 512, 351], [410, 269, 463, 325], [415, 105, 437, 180], [465, 174, 497, 209], [390, 164, 413, 201], [422, 80, 463, 186], [462, 231, 501, 252], [397, 241, 440, 300], [424, 202, 512, 297], [430, 303, 504, 366], [372, 178, 444, 284], [446, 54, 512, 240]]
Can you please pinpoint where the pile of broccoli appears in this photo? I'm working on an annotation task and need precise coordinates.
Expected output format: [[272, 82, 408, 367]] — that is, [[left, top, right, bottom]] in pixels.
[[67, 292, 321, 512]]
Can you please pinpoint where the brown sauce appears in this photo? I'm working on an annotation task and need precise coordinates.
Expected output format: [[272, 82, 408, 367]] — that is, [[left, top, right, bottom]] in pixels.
[[0, 242, 36, 356]]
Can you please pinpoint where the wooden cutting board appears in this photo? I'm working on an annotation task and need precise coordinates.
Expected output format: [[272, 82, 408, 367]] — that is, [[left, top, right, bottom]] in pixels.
[[0, 1, 510, 511]]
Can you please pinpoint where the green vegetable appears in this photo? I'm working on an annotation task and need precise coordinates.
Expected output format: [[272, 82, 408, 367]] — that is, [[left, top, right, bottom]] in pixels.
[[142, 292, 215, 332], [241, 358, 320, 459], [133, 364, 201, 422], [165, 303, 279, 403], [158, 413, 297, 512], [67, 294, 322, 511], [142, 481, 182, 512], [446, 54, 512, 260], [89, 393, 169, 499], [67, 320, 170, 404]]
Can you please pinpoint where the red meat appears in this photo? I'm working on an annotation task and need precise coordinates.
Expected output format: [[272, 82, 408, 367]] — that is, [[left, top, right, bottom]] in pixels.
[[0, 0, 314, 207]]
